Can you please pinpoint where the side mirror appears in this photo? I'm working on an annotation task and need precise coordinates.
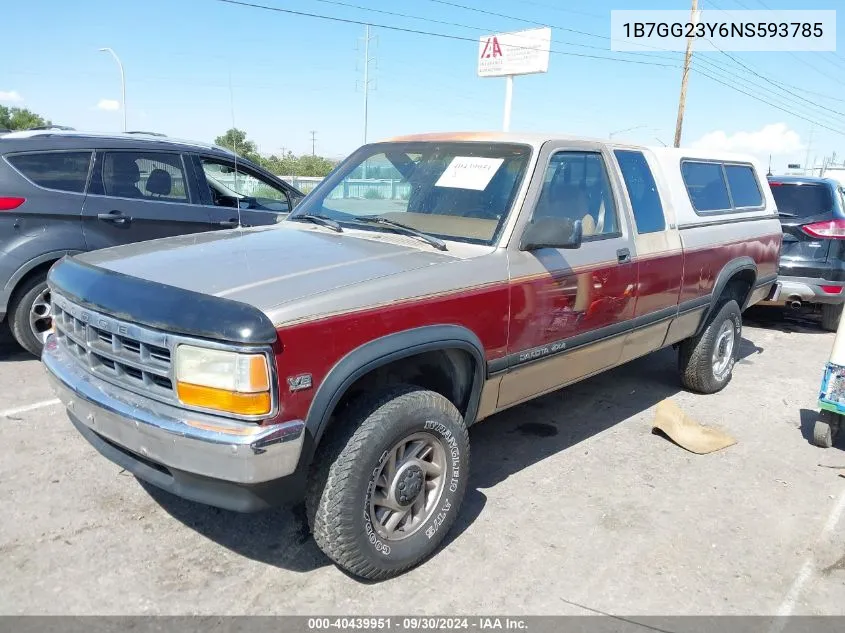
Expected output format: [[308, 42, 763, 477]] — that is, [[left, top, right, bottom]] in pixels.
[[520, 217, 583, 251]]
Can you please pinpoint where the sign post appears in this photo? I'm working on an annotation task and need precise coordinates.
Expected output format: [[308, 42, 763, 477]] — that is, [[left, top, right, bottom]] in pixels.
[[477, 27, 552, 132]]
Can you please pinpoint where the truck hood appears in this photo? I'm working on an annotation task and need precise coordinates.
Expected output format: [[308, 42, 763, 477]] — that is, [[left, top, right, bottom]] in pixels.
[[75, 224, 457, 314]]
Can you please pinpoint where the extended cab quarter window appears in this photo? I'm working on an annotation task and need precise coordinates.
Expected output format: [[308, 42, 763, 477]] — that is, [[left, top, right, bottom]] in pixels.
[[681, 161, 731, 212], [724, 164, 763, 208], [682, 160, 764, 213], [614, 149, 665, 234], [534, 151, 619, 238], [94, 152, 188, 201], [7, 151, 93, 193], [200, 158, 291, 213]]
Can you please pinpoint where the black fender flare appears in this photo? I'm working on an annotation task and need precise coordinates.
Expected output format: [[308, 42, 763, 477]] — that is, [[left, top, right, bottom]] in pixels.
[[302, 324, 487, 456], [695, 256, 757, 336]]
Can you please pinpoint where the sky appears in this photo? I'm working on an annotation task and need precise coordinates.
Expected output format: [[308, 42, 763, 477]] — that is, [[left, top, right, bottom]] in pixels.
[[2, 0, 844, 172]]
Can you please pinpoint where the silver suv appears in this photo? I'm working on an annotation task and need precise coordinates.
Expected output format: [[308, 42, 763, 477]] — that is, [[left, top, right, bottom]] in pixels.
[[0, 130, 304, 355]]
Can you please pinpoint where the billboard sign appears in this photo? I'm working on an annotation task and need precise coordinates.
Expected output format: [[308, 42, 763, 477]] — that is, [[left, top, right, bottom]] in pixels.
[[477, 27, 552, 77]]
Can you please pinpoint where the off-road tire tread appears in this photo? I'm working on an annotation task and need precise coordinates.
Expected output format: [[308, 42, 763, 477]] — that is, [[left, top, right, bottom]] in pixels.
[[679, 298, 741, 394], [305, 384, 468, 580], [8, 272, 49, 358]]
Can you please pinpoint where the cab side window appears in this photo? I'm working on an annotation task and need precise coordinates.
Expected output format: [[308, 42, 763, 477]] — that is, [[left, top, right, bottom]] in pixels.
[[199, 158, 291, 213], [91, 152, 188, 202], [533, 151, 619, 238], [614, 149, 666, 234]]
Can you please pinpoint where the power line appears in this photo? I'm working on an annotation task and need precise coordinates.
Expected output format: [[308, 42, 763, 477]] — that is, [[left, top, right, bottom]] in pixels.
[[505, 0, 604, 20], [695, 69, 845, 136], [212, 0, 680, 67], [312, 0, 663, 58], [704, 0, 845, 92], [334, 0, 845, 124], [210, 0, 845, 137]]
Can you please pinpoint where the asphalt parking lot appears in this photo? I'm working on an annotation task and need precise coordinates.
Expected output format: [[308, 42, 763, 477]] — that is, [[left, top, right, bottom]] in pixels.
[[2, 308, 845, 616]]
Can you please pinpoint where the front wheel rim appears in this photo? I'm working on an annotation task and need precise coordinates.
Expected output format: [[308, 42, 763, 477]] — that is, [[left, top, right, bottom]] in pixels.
[[28, 287, 52, 343], [368, 431, 448, 541], [712, 319, 736, 380]]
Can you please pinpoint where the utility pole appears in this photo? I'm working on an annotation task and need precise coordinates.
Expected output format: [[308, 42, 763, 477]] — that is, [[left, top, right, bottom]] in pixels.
[[804, 126, 814, 176], [673, 0, 699, 148], [310, 131, 317, 156], [358, 25, 377, 145]]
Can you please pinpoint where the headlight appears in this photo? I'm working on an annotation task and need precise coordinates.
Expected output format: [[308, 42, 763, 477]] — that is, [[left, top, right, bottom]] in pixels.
[[174, 345, 272, 416]]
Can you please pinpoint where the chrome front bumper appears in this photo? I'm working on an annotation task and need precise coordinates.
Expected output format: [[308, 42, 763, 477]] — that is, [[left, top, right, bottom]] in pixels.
[[42, 336, 305, 486]]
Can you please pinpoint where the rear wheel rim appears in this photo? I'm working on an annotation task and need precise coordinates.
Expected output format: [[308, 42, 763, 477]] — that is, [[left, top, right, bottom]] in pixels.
[[712, 319, 735, 380], [28, 286, 52, 343], [368, 431, 447, 541]]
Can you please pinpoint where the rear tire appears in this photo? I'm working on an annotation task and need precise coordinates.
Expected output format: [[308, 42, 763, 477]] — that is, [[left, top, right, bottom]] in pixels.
[[679, 299, 742, 394], [8, 271, 52, 358], [821, 303, 843, 332], [306, 385, 469, 581]]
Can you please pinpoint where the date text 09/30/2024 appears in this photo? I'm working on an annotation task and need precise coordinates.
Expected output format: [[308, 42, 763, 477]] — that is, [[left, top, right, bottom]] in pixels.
[[307, 618, 528, 631]]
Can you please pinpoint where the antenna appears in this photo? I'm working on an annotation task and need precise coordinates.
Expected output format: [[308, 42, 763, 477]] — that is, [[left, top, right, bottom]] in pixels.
[[228, 71, 242, 231], [767, 154, 772, 177]]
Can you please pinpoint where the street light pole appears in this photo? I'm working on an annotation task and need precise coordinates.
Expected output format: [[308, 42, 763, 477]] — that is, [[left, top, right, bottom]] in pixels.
[[99, 47, 126, 132]]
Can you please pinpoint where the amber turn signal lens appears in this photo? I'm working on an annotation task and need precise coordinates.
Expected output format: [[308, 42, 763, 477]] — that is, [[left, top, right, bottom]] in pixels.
[[176, 382, 272, 416]]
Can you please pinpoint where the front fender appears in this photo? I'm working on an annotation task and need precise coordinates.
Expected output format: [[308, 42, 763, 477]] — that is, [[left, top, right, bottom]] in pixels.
[[304, 324, 487, 449]]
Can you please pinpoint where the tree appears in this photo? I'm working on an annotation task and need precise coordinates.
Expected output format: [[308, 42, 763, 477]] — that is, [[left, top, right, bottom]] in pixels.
[[0, 106, 51, 131], [297, 154, 336, 177], [214, 128, 261, 163]]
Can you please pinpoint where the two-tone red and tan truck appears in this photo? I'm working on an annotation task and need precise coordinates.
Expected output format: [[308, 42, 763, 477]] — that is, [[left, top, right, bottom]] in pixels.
[[42, 132, 781, 579]]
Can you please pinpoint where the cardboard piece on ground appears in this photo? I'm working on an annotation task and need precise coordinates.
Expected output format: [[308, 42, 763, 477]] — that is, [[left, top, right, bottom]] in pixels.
[[652, 398, 737, 454]]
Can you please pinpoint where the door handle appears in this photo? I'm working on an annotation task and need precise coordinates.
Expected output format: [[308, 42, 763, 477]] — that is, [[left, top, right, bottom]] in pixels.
[[616, 248, 631, 263], [97, 211, 131, 225], [215, 219, 240, 228]]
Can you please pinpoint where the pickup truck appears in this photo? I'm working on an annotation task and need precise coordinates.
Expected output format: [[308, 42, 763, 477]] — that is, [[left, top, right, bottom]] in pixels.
[[41, 132, 781, 580]]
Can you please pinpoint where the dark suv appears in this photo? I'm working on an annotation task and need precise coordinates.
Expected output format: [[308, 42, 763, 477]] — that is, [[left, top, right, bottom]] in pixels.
[[768, 175, 845, 330], [0, 130, 305, 356]]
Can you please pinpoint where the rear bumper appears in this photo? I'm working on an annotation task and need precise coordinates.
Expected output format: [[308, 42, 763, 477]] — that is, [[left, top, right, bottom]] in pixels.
[[42, 336, 307, 512], [772, 276, 845, 305]]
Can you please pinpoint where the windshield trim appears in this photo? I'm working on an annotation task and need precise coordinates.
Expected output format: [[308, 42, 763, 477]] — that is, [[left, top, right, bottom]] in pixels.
[[287, 140, 535, 247]]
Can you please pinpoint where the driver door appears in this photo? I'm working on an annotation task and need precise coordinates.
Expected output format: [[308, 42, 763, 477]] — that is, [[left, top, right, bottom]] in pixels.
[[190, 154, 296, 228]]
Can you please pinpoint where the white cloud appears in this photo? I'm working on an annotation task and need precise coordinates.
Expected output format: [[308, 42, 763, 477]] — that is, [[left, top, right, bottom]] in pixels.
[[0, 90, 23, 103], [96, 99, 120, 111], [690, 123, 803, 155]]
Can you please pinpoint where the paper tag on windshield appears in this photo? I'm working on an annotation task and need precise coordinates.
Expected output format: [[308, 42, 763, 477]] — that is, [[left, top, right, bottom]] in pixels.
[[434, 156, 504, 191]]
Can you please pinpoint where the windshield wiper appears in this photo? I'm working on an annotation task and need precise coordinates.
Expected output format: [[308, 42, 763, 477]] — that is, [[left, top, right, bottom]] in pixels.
[[349, 215, 447, 251], [288, 213, 343, 232], [776, 211, 797, 217]]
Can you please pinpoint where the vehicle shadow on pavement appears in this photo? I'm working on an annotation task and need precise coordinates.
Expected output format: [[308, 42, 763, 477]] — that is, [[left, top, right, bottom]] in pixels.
[[142, 337, 762, 579], [442, 336, 762, 551], [743, 306, 829, 335], [140, 480, 333, 573]]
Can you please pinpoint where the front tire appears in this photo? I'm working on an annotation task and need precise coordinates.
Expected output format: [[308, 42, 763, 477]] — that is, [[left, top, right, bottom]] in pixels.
[[679, 299, 742, 394], [306, 385, 469, 580], [8, 272, 52, 358]]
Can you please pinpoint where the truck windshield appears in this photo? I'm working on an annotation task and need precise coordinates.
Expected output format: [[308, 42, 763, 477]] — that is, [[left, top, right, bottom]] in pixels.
[[289, 141, 533, 245]]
